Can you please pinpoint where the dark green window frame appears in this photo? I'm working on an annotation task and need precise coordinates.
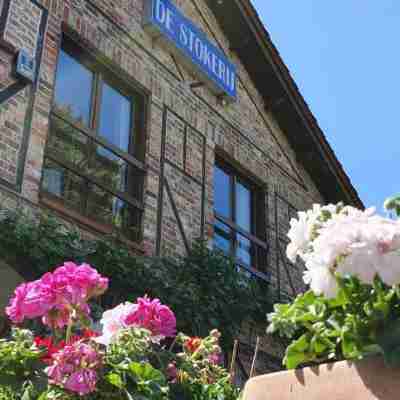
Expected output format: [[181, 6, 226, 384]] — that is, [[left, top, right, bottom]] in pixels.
[[213, 158, 268, 276], [40, 36, 148, 242]]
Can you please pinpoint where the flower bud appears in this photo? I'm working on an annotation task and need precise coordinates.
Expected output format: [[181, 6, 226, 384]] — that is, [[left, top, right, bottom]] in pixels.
[[210, 329, 221, 339], [166, 362, 177, 381], [211, 345, 222, 354]]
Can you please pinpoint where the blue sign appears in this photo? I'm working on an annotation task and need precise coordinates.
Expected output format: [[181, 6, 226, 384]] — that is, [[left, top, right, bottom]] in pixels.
[[144, 0, 237, 101], [16, 49, 36, 83]]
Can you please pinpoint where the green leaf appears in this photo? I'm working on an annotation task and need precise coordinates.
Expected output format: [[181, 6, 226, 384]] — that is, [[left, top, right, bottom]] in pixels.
[[291, 334, 309, 352], [21, 390, 31, 400], [311, 335, 327, 354], [328, 287, 347, 308], [124, 390, 134, 400], [284, 334, 311, 369], [128, 362, 166, 385], [284, 349, 310, 370], [106, 372, 124, 388], [341, 331, 360, 359]]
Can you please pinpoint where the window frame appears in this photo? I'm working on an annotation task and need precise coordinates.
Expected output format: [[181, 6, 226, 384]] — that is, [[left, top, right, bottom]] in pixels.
[[213, 157, 268, 274], [58, 37, 146, 164], [40, 35, 149, 242]]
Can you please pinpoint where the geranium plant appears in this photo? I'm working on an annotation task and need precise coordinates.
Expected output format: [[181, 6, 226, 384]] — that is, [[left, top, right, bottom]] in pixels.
[[268, 198, 400, 369], [0, 262, 239, 399]]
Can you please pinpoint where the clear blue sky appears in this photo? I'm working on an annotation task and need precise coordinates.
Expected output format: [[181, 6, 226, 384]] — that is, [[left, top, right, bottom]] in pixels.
[[252, 1, 400, 209]]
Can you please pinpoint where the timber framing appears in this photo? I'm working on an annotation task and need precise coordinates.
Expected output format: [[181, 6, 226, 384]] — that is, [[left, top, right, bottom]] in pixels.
[[205, 0, 363, 208]]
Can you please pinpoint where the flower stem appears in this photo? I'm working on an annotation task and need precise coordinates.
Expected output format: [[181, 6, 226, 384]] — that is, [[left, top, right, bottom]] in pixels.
[[168, 336, 178, 352], [154, 352, 165, 370], [66, 319, 73, 344]]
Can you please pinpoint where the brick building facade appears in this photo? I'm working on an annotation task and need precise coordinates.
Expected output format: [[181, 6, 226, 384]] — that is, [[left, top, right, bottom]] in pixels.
[[0, 0, 362, 377]]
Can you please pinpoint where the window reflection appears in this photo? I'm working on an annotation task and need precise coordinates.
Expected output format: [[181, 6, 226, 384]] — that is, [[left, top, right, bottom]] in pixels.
[[214, 165, 231, 219], [42, 158, 84, 213], [213, 163, 257, 270], [54, 50, 93, 126], [93, 145, 129, 193], [99, 83, 131, 153], [42, 43, 144, 242], [48, 115, 89, 173], [235, 182, 251, 231], [214, 220, 231, 254], [214, 231, 231, 254], [236, 234, 252, 266]]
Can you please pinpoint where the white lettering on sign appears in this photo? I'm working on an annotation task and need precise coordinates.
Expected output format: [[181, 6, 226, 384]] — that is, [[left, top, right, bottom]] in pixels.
[[145, 0, 237, 100]]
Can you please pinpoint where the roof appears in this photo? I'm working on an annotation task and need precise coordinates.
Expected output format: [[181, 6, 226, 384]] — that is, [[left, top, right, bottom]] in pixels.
[[205, 0, 363, 208]]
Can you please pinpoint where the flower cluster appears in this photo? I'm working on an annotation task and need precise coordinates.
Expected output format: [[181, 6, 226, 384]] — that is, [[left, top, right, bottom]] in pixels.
[[3, 265, 239, 399], [96, 295, 176, 345], [35, 329, 98, 364], [174, 329, 224, 385], [46, 341, 102, 396], [183, 330, 222, 365], [287, 203, 400, 297], [6, 262, 108, 328], [124, 296, 176, 338], [184, 337, 202, 353]]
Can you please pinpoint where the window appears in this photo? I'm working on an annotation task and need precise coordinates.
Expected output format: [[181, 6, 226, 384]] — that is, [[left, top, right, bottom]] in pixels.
[[213, 159, 268, 273], [41, 38, 147, 241]]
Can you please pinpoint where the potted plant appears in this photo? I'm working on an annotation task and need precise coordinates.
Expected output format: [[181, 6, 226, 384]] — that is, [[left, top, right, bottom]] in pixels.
[[0, 262, 240, 399], [243, 197, 400, 400]]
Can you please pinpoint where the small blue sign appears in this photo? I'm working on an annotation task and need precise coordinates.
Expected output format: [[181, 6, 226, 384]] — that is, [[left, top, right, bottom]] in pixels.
[[144, 0, 237, 101], [16, 49, 36, 83]]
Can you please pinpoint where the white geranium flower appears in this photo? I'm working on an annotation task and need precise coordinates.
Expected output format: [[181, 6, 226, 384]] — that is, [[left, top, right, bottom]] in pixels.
[[290, 201, 400, 297], [95, 302, 138, 346], [286, 205, 324, 263], [337, 242, 378, 284], [286, 211, 310, 263], [303, 265, 338, 299], [378, 251, 400, 286]]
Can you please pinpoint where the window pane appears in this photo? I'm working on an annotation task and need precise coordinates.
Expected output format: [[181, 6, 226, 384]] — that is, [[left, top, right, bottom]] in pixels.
[[86, 186, 140, 240], [214, 165, 231, 218], [214, 231, 231, 254], [215, 219, 230, 234], [236, 234, 252, 266], [54, 50, 93, 126], [214, 220, 231, 254], [235, 182, 251, 231], [93, 145, 129, 194], [41, 159, 85, 213], [48, 115, 89, 173], [99, 83, 131, 153]]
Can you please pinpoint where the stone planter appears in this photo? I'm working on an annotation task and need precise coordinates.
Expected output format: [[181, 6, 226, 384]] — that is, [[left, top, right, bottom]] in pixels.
[[242, 356, 400, 400]]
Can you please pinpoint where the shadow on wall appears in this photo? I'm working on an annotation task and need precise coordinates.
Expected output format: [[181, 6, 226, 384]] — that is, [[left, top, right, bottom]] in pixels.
[[0, 260, 23, 336], [293, 357, 398, 400]]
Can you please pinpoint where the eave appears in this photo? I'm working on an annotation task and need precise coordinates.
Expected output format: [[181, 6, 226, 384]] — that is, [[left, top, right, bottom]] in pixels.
[[205, 0, 363, 208]]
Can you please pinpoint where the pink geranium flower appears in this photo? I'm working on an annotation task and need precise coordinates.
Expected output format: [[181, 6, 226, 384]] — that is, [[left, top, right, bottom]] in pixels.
[[96, 296, 176, 345], [65, 369, 98, 396], [42, 304, 73, 329], [35, 329, 99, 365], [124, 296, 176, 338], [46, 341, 102, 396], [6, 262, 108, 328], [6, 279, 55, 324], [52, 262, 108, 305]]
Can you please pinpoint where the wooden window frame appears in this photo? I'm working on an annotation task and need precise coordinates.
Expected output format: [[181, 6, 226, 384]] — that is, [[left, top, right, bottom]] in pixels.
[[214, 158, 269, 276], [40, 35, 148, 242]]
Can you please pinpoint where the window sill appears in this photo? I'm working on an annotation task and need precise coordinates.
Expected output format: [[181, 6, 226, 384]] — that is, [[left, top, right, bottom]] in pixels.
[[236, 260, 271, 283], [40, 193, 144, 255]]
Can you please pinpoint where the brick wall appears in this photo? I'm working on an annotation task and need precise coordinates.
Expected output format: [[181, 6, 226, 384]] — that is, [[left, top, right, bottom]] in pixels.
[[0, 0, 328, 374]]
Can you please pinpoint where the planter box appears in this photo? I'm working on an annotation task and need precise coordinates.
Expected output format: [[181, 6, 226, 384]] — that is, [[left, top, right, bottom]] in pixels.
[[242, 357, 400, 400]]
